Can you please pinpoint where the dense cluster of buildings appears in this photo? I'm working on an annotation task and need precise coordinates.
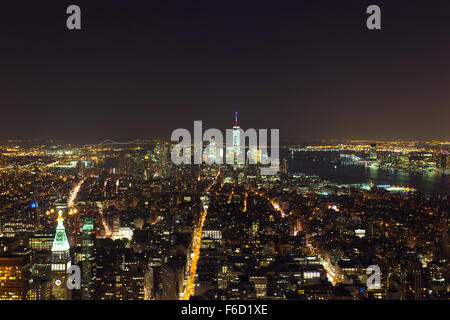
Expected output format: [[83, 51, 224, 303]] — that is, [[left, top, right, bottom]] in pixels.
[[0, 133, 448, 300]]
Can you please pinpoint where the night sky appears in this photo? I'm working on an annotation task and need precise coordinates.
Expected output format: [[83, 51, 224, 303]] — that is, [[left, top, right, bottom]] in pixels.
[[1, 0, 449, 143]]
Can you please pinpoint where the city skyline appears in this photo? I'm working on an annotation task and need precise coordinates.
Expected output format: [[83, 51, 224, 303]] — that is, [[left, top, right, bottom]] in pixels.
[[0, 139, 448, 301]]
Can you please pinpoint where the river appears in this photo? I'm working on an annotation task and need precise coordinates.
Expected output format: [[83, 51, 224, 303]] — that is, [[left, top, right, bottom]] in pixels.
[[289, 151, 449, 195]]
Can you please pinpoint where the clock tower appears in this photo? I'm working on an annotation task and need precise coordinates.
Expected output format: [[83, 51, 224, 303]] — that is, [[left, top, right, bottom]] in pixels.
[[50, 211, 72, 300]]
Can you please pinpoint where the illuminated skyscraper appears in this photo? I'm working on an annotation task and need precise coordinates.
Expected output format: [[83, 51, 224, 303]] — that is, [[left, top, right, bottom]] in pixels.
[[208, 137, 216, 163], [81, 214, 95, 299], [112, 213, 120, 240], [0, 256, 29, 300], [50, 212, 72, 300], [233, 112, 240, 166], [369, 144, 377, 161], [440, 152, 448, 173], [442, 211, 449, 259], [247, 147, 261, 165]]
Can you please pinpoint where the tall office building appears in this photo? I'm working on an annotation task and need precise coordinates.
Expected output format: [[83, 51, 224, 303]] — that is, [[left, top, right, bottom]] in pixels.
[[233, 112, 241, 166], [112, 213, 121, 240], [440, 152, 448, 173], [29, 233, 54, 251], [247, 147, 261, 164], [0, 255, 29, 300], [369, 144, 377, 161], [50, 212, 72, 300], [27, 201, 40, 227], [81, 213, 95, 299], [27, 279, 51, 300], [442, 211, 449, 258], [160, 264, 178, 300], [208, 137, 216, 163]]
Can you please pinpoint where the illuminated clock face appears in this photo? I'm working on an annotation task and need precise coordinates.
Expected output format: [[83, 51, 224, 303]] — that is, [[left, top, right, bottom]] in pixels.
[[55, 279, 62, 286]]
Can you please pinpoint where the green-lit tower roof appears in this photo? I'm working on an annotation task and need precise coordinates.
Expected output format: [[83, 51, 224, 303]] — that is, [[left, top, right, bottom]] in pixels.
[[51, 211, 70, 252], [83, 215, 94, 231]]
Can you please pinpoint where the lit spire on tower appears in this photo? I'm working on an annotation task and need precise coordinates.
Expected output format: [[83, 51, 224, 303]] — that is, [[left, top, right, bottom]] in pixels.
[[51, 210, 70, 252], [235, 111, 238, 126]]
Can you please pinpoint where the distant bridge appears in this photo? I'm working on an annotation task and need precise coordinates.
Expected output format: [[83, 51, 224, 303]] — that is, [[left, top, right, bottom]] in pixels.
[[96, 139, 160, 146]]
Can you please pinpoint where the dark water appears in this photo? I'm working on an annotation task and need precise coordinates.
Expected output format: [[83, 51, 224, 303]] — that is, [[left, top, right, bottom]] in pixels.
[[289, 152, 449, 195]]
